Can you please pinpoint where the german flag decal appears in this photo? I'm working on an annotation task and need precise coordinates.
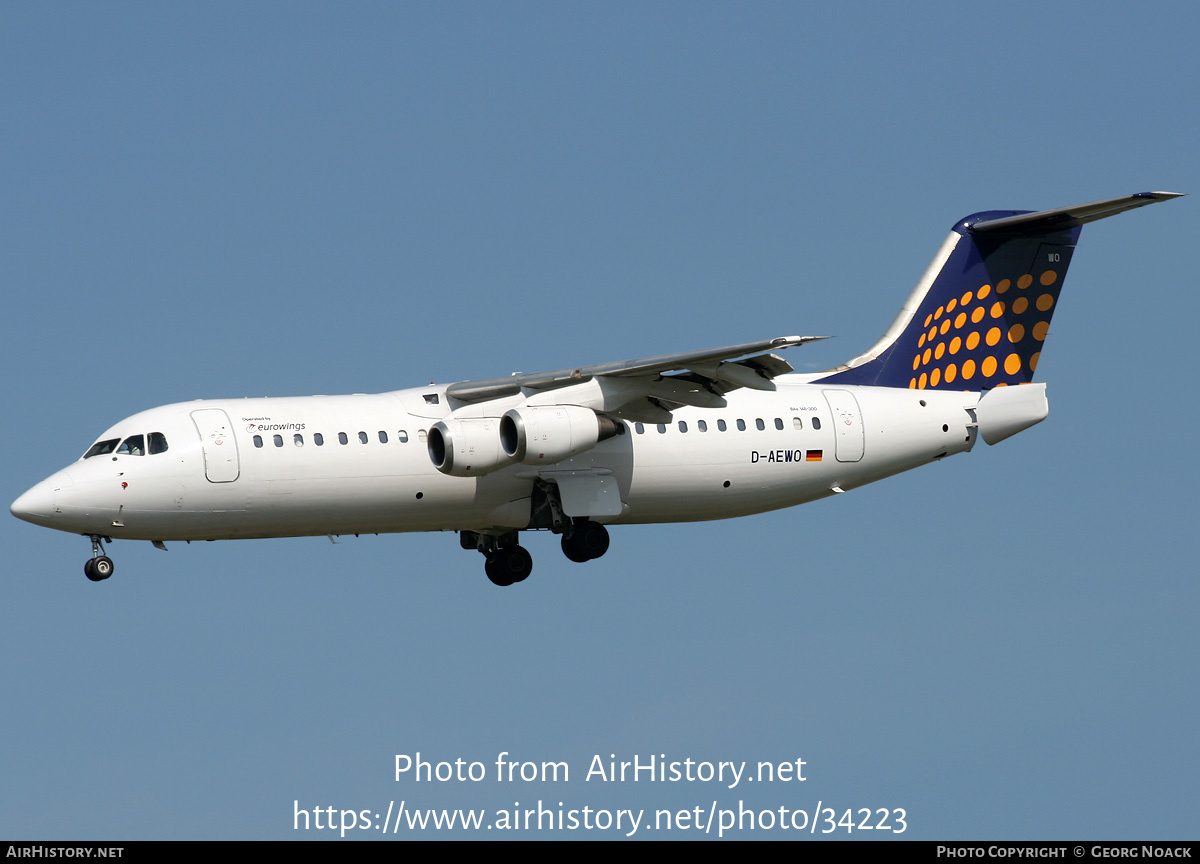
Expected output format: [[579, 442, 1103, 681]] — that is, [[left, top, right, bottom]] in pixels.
[[806, 450, 823, 462]]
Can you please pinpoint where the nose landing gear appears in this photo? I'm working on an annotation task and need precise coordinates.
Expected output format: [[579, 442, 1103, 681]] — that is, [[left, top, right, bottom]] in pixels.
[[83, 535, 114, 582]]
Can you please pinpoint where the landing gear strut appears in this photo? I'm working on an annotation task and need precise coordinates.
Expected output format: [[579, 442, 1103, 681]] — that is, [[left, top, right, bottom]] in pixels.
[[84, 535, 114, 582]]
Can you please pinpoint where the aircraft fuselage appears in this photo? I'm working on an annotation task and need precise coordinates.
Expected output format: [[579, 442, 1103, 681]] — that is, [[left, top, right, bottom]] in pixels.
[[13, 381, 979, 543]]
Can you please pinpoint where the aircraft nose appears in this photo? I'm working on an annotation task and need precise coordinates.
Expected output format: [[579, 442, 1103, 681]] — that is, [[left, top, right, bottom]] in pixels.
[[11, 480, 56, 526]]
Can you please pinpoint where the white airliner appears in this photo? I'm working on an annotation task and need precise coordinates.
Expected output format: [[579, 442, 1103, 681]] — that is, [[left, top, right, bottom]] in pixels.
[[12, 192, 1181, 585]]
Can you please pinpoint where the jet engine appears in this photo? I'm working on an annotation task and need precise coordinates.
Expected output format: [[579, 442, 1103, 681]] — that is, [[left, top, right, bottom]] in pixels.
[[500, 405, 618, 465], [427, 418, 513, 477]]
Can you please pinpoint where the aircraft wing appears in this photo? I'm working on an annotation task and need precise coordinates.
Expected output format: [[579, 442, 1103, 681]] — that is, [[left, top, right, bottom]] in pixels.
[[445, 335, 827, 417]]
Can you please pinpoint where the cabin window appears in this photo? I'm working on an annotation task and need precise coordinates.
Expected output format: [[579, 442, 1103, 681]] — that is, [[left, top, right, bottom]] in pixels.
[[273, 434, 283, 447], [736, 419, 746, 432], [398, 430, 409, 443], [149, 432, 169, 454], [678, 421, 688, 433], [812, 417, 822, 430], [656, 424, 667, 434], [117, 435, 145, 456], [755, 418, 765, 431], [418, 430, 427, 443], [253, 435, 263, 448], [358, 431, 368, 444], [338, 432, 348, 445], [294, 434, 304, 447], [792, 417, 803, 430], [717, 419, 727, 432], [775, 418, 784, 430], [698, 420, 708, 432], [378, 431, 388, 444], [635, 423, 644, 434], [314, 433, 324, 446], [83, 438, 121, 459]]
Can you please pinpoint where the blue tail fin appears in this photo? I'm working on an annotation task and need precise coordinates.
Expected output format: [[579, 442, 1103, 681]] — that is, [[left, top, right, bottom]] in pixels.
[[816, 192, 1181, 390]]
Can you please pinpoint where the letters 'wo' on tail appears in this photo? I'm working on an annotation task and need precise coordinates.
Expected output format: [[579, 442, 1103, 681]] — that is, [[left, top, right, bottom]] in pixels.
[[816, 191, 1183, 391]]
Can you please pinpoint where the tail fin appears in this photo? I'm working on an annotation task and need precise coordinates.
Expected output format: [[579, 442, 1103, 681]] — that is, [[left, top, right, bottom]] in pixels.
[[816, 192, 1182, 390]]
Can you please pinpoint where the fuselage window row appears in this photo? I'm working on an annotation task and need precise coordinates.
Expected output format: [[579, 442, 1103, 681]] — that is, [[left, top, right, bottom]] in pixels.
[[250, 430, 420, 450], [631, 417, 810, 435], [96, 415, 812, 454]]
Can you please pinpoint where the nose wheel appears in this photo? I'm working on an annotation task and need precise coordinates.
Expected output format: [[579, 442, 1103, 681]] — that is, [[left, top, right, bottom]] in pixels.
[[83, 535, 114, 582]]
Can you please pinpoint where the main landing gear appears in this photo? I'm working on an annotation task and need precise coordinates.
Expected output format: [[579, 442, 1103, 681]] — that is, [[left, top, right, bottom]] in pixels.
[[83, 535, 114, 582], [485, 545, 534, 587], [460, 530, 533, 587], [561, 519, 610, 563], [460, 518, 611, 587]]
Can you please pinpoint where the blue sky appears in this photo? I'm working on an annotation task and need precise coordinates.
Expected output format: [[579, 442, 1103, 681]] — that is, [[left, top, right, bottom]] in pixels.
[[3, 2, 1197, 839]]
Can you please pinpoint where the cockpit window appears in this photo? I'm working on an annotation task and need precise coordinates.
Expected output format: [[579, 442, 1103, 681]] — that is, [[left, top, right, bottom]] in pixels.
[[116, 435, 146, 456], [83, 438, 120, 459], [148, 432, 169, 454]]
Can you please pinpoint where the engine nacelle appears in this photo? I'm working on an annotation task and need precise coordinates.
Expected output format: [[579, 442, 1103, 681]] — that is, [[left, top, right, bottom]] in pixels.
[[427, 418, 513, 476], [500, 405, 617, 466]]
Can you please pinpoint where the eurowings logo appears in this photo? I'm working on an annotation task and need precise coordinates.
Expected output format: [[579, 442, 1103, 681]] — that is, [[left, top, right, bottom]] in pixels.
[[244, 421, 305, 432]]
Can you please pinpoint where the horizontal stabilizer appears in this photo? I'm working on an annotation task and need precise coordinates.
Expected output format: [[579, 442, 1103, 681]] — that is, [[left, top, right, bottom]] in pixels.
[[969, 191, 1184, 235]]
